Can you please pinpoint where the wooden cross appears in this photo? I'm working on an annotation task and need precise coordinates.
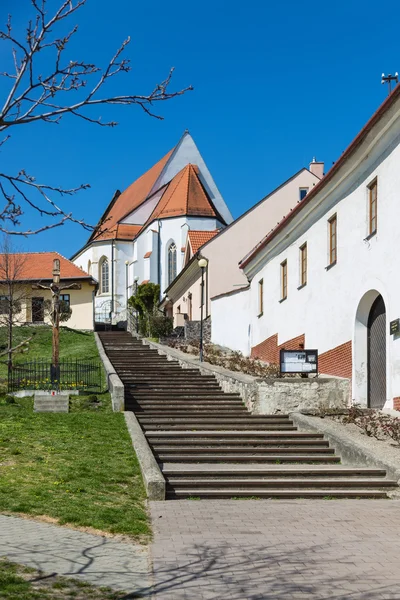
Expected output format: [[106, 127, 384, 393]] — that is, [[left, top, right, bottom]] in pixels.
[[34, 259, 81, 381]]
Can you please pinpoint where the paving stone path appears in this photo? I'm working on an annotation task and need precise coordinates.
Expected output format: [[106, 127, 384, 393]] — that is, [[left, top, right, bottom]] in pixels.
[[0, 514, 151, 594], [149, 499, 400, 600]]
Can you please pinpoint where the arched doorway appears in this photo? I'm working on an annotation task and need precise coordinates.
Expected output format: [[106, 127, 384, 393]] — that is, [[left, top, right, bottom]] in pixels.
[[367, 295, 386, 408]]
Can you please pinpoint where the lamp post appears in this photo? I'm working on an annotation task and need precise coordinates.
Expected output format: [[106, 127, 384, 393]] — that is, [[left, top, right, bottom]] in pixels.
[[125, 261, 129, 309], [198, 257, 208, 362], [133, 275, 139, 333]]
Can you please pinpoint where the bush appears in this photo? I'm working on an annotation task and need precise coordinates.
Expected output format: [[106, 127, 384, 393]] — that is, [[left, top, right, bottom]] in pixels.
[[149, 314, 173, 338]]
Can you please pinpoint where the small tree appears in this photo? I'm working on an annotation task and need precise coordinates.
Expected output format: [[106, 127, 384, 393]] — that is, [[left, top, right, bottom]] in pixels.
[[0, 237, 32, 371], [128, 282, 172, 337]]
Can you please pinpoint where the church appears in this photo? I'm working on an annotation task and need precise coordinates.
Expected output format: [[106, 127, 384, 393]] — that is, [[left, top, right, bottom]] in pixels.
[[71, 131, 232, 325]]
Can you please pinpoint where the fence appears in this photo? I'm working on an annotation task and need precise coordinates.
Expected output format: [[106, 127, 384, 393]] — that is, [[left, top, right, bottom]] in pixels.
[[8, 359, 103, 392]]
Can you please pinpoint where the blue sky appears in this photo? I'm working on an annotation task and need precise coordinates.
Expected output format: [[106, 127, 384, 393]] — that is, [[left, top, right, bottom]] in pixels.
[[0, 0, 399, 257]]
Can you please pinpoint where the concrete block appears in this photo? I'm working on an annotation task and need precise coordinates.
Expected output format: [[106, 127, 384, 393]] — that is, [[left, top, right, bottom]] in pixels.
[[94, 332, 124, 412], [124, 411, 165, 501], [34, 392, 69, 413]]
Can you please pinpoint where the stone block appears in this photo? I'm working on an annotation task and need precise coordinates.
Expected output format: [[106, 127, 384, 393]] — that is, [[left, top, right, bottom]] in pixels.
[[34, 391, 69, 413]]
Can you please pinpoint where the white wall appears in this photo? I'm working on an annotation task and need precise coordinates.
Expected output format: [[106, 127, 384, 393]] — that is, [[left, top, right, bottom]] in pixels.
[[211, 287, 251, 355], [240, 109, 400, 408]]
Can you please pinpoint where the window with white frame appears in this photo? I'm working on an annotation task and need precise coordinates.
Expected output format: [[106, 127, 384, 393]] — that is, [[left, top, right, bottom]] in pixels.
[[168, 243, 177, 285], [99, 258, 109, 294]]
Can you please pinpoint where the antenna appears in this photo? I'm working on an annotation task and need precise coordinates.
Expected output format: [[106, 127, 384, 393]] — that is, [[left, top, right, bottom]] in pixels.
[[381, 72, 398, 95]]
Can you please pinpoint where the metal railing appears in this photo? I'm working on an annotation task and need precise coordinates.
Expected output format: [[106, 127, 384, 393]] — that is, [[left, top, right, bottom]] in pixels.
[[8, 358, 102, 392]]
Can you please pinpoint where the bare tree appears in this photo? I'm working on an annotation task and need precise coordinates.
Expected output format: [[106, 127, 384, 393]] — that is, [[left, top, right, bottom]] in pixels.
[[0, 0, 192, 236], [0, 237, 32, 371]]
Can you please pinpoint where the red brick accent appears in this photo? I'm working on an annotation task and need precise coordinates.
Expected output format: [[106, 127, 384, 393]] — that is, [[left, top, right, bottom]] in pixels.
[[319, 341, 352, 379], [393, 397, 400, 411], [251, 333, 305, 364]]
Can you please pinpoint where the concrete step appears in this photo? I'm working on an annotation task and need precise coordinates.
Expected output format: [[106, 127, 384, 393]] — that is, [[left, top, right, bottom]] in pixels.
[[141, 424, 298, 431], [162, 466, 389, 477], [156, 454, 341, 463], [165, 478, 397, 488], [149, 437, 328, 446], [166, 488, 389, 499], [145, 430, 313, 438], [137, 417, 294, 424], [153, 446, 336, 454]]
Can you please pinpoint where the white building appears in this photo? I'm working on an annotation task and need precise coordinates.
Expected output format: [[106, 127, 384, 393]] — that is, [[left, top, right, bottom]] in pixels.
[[212, 85, 400, 411], [71, 131, 232, 324], [162, 164, 322, 329]]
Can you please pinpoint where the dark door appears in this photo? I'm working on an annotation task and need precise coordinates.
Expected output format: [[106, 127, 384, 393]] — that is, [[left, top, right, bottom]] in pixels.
[[367, 295, 386, 409], [32, 297, 44, 322]]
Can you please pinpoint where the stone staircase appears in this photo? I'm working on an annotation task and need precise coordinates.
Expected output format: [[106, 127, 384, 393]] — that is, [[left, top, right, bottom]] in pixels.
[[98, 331, 398, 499]]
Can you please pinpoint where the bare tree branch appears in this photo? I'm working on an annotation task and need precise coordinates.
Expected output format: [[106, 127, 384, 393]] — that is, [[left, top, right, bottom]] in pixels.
[[0, 0, 192, 236]]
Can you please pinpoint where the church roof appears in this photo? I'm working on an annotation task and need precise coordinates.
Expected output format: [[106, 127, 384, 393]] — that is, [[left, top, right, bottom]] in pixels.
[[91, 147, 174, 242], [144, 164, 221, 224], [188, 229, 219, 254], [81, 132, 229, 250]]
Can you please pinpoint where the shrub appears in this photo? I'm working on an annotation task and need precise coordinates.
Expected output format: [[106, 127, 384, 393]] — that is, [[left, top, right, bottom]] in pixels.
[[381, 416, 400, 446], [149, 314, 173, 338]]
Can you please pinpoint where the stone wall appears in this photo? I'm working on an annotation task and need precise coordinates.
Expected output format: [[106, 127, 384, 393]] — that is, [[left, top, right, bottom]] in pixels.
[[184, 317, 211, 343], [141, 338, 351, 414]]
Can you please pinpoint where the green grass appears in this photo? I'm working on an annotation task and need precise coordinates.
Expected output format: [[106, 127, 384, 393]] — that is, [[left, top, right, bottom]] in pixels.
[[0, 396, 150, 540], [0, 326, 100, 383], [0, 558, 126, 599]]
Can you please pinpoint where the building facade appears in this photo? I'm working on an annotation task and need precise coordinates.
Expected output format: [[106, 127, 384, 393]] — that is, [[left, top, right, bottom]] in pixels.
[[164, 165, 322, 330], [212, 86, 400, 410], [0, 252, 96, 330], [71, 132, 232, 325]]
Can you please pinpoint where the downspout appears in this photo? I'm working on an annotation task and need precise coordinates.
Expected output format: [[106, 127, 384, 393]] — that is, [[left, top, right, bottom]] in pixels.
[[158, 220, 162, 299], [111, 241, 115, 316]]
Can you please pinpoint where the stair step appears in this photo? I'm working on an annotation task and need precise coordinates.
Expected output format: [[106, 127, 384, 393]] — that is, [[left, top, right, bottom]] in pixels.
[[137, 417, 293, 424], [157, 454, 341, 463], [149, 439, 329, 446], [166, 489, 389, 499], [165, 478, 397, 488], [153, 446, 335, 454], [145, 431, 322, 438], [162, 467, 388, 477]]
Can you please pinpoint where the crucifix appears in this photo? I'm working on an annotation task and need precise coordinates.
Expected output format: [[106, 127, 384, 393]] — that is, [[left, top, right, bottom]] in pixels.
[[34, 259, 81, 383]]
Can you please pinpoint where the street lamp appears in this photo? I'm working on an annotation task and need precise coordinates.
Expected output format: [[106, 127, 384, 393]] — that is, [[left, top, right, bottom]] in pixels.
[[133, 276, 139, 333], [125, 261, 129, 309], [198, 257, 208, 362]]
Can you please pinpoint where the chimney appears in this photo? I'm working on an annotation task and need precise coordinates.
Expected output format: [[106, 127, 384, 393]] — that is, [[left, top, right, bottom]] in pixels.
[[309, 157, 324, 179]]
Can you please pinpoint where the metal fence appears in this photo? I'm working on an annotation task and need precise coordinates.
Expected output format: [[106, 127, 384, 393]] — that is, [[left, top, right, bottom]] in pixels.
[[8, 359, 103, 392]]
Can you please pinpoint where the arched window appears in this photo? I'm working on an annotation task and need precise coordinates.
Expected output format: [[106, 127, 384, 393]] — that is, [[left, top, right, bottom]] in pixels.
[[99, 258, 109, 294], [168, 243, 177, 285]]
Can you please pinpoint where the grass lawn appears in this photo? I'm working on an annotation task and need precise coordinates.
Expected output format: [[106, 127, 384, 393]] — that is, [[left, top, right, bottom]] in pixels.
[[0, 395, 149, 539], [0, 558, 125, 599], [0, 326, 101, 385]]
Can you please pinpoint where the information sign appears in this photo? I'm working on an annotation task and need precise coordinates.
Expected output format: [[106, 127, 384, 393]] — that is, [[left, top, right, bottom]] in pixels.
[[280, 349, 318, 375]]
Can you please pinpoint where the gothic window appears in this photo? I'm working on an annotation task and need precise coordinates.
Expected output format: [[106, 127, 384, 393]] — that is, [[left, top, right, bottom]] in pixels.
[[168, 243, 177, 285], [99, 258, 109, 294]]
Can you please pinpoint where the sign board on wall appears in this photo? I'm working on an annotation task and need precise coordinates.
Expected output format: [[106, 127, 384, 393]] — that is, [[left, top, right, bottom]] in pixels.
[[390, 319, 400, 335], [280, 349, 318, 375]]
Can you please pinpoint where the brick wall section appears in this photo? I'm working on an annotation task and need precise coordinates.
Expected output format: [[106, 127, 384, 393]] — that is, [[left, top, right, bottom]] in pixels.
[[251, 333, 305, 364], [393, 397, 400, 411], [319, 341, 352, 379]]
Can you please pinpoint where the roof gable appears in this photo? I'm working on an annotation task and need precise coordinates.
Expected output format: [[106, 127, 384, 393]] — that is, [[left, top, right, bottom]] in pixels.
[[144, 164, 223, 223]]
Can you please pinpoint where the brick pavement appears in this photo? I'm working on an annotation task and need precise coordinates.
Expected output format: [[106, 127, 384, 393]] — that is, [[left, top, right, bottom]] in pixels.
[[149, 499, 400, 600], [0, 514, 151, 594]]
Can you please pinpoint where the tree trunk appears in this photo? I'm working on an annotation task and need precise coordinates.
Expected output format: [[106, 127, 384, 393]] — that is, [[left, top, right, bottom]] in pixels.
[[51, 290, 60, 385], [7, 281, 13, 375]]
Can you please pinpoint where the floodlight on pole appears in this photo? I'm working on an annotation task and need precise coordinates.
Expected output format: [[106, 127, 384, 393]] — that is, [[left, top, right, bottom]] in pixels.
[[197, 257, 208, 362]]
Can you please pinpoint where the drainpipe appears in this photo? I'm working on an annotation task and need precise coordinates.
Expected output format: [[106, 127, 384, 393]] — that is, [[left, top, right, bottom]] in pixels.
[[157, 220, 162, 299], [111, 241, 115, 317]]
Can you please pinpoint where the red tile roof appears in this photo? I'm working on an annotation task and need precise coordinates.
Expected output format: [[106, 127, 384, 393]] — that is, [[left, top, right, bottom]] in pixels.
[[92, 224, 142, 242], [141, 279, 149, 285], [0, 252, 93, 281], [92, 148, 174, 241], [143, 251, 152, 258], [188, 229, 219, 254], [240, 84, 400, 270], [146, 164, 220, 223]]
